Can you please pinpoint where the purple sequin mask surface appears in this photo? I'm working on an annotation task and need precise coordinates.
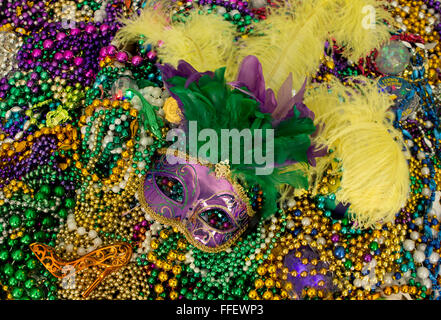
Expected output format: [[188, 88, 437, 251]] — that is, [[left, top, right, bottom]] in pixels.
[[139, 151, 251, 252]]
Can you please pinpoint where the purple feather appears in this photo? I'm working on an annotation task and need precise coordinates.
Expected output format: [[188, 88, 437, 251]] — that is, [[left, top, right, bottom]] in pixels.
[[157, 60, 214, 109]]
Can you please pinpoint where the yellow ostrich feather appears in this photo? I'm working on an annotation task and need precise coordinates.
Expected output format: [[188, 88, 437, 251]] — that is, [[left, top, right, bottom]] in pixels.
[[115, 7, 237, 73], [114, 0, 169, 47], [234, 0, 394, 92], [303, 77, 410, 228]]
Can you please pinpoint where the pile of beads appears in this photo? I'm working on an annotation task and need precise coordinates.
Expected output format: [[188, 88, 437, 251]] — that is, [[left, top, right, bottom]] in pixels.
[[2, 0, 441, 302]]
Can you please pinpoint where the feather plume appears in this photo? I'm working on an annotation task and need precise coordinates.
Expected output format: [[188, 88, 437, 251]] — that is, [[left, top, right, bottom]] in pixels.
[[303, 77, 410, 228], [115, 8, 237, 74], [233, 0, 394, 92], [114, 0, 169, 47]]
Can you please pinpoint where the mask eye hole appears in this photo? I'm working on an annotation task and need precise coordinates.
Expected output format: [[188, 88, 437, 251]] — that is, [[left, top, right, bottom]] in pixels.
[[155, 175, 184, 203], [199, 209, 234, 231]]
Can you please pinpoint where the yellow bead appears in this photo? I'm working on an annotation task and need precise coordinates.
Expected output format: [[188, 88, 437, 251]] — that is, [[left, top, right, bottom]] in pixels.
[[257, 266, 267, 276], [248, 290, 258, 299], [265, 278, 275, 288], [168, 278, 178, 288], [150, 240, 159, 250], [158, 272, 168, 282], [254, 279, 264, 289], [154, 284, 164, 294], [172, 265, 182, 275], [307, 288, 316, 296], [267, 264, 277, 274], [170, 291, 178, 300], [262, 290, 273, 300]]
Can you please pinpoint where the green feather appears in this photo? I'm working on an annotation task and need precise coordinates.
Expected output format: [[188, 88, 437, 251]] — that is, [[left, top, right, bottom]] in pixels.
[[233, 167, 308, 220], [166, 67, 315, 220]]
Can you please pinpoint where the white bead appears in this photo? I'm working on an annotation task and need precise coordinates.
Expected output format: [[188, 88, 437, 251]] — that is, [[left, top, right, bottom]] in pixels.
[[417, 152, 426, 160], [65, 244, 74, 253], [286, 220, 295, 229], [110, 147, 122, 154], [88, 230, 97, 239], [138, 161, 146, 169], [406, 139, 413, 147], [403, 239, 415, 251], [112, 185, 120, 193], [93, 238, 102, 247], [77, 247, 86, 256], [103, 135, 112, 144], [422, 278, 432, 289], [151, 87, 162, 98], [114, 118, 121, 125], [410, 231, 420, 241], [353, 278, 362, 287], [140, 137, 149, 146], [14, 131, 23, 140], [67, 222, 77, 231], [229, 9, 240, 17], [422, 187, 431, 197], [414, 217, 423, 226], [361, 277, 369, 287], [287, 199, 296, 208], [429, 252, 440, 264], [384, 274, 393, 285], [77, 227, 86, 236], [421, 167, 430, 176], [145, 137, 154, 146], [417, 267, 429, 279], [119, 181, 127, 189], [413, 250, 425, 263], [10, 106, 22, 113], [301, 217, 311, 226], [317, 237, 326, 245]]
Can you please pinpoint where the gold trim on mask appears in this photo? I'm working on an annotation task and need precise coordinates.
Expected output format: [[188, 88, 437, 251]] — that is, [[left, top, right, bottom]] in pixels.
[[137, 148, 255, 253]]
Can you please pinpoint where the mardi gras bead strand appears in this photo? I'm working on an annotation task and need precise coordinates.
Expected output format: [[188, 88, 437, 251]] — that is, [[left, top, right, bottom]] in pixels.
[[136, 209, 287, 300], [0, 171, 76, 300]]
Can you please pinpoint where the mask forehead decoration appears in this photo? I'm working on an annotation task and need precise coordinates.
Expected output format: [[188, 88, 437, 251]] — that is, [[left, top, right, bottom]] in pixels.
[[139, 149, 253, 252]]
